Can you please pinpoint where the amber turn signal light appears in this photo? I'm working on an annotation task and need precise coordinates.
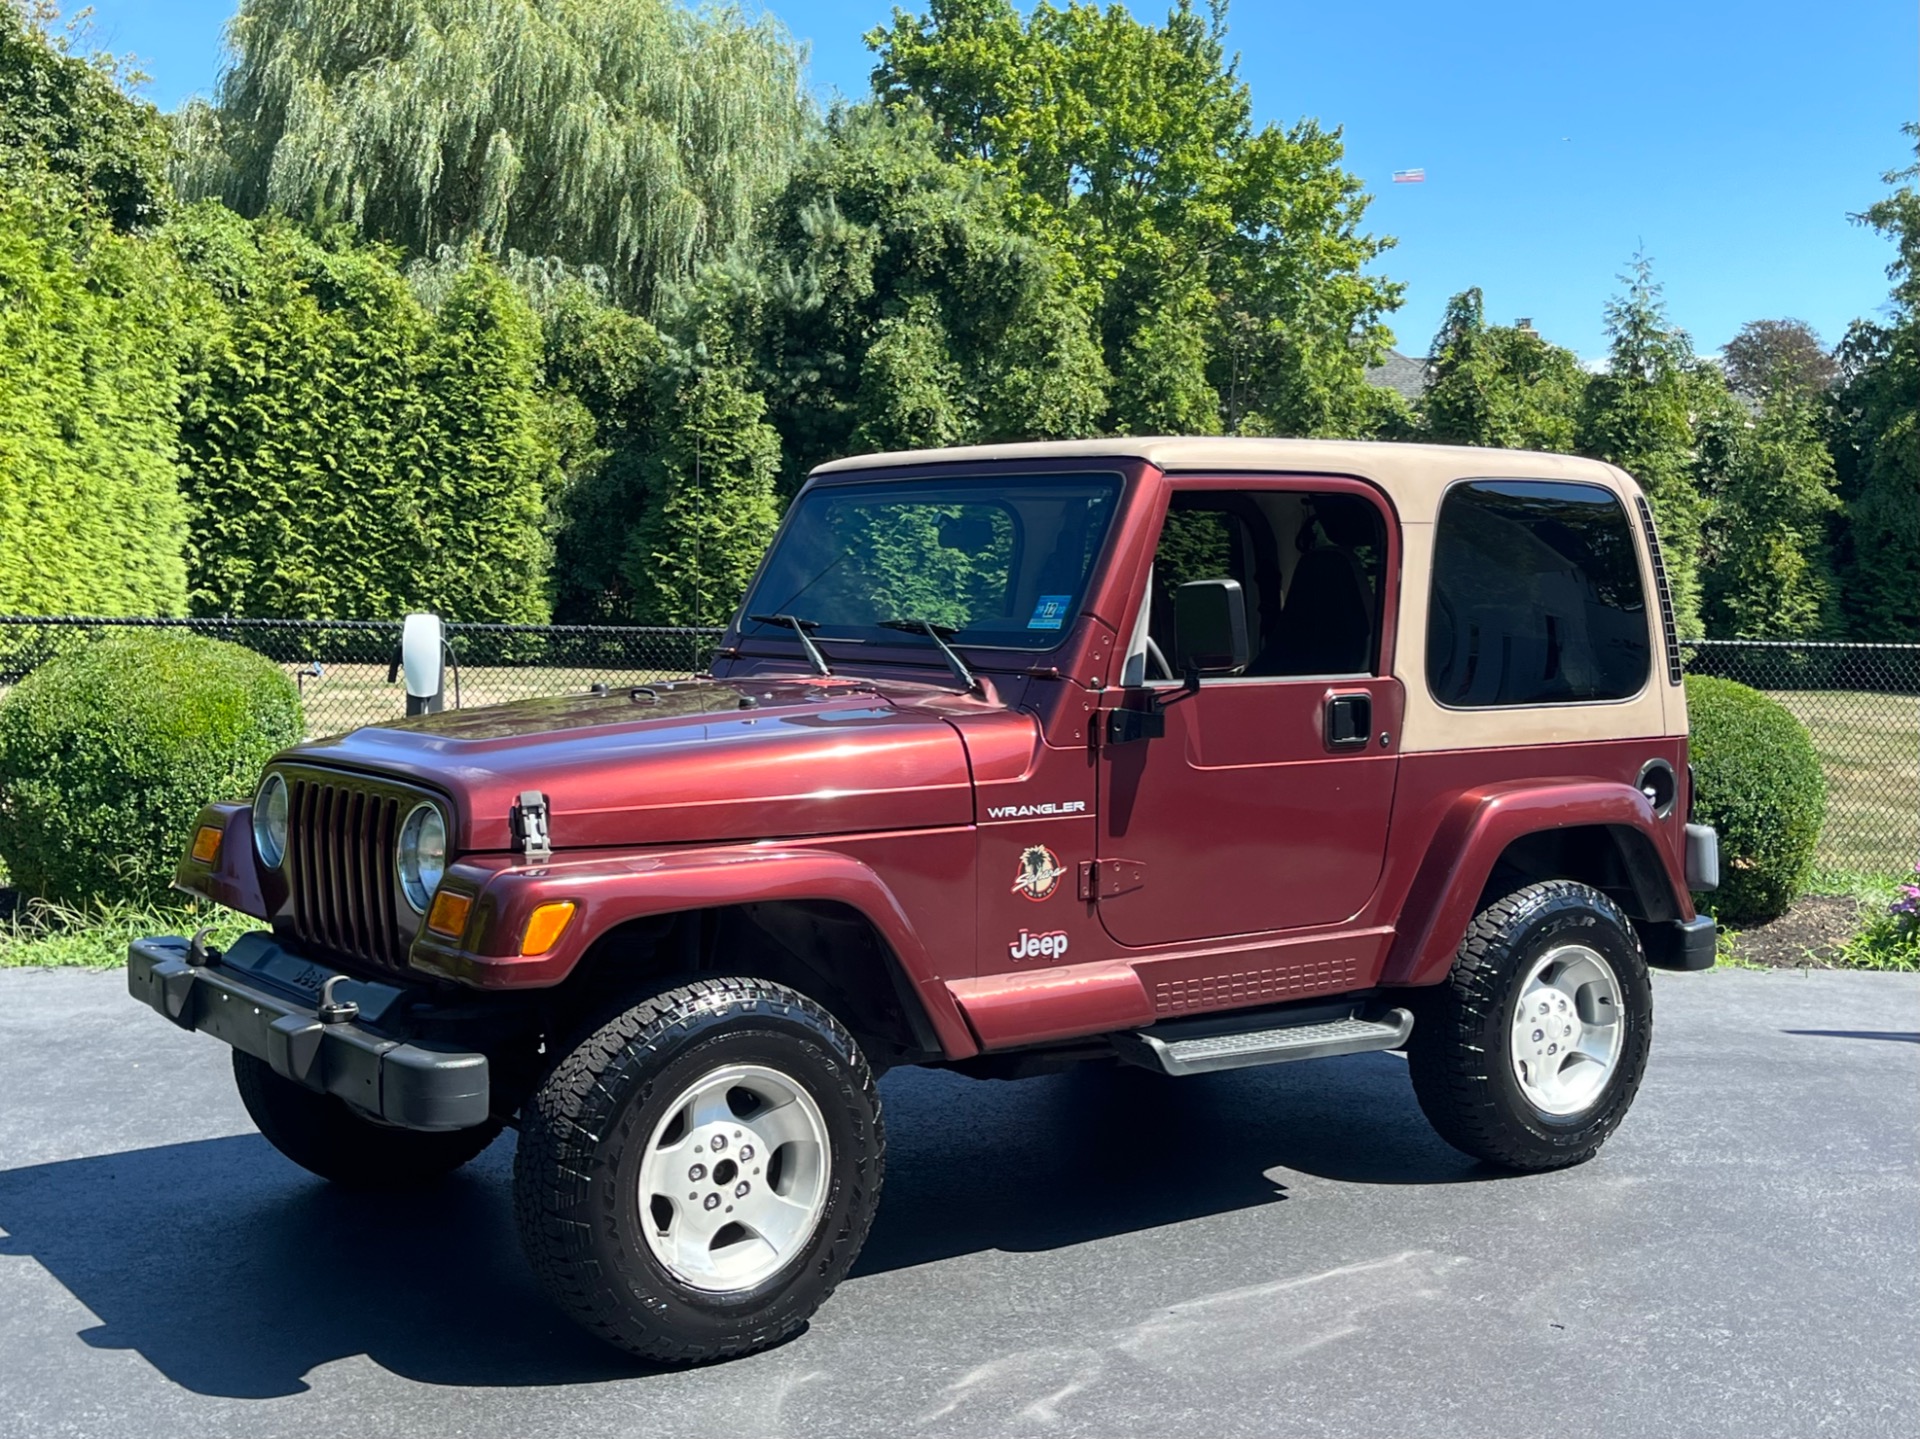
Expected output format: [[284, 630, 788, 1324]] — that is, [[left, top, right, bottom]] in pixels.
[[520, 901, 576, 956], [426, 889, 473, 939], [190, 825, 223, 864]]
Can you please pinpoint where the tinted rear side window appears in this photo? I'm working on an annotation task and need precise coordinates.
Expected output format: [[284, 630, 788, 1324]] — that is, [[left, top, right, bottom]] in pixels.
[[1427, 480, 1650, 707]]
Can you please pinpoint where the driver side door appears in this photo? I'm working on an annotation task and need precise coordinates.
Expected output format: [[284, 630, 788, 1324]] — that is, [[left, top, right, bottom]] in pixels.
[[1095, 476, 1403, 948]]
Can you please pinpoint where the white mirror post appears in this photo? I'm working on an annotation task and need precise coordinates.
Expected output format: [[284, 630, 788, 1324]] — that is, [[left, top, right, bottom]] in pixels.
[[400, 612, 445, 716]]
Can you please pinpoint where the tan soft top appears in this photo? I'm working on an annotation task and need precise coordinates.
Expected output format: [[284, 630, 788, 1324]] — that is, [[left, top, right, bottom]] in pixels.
[[811, 437, 1639, 526]]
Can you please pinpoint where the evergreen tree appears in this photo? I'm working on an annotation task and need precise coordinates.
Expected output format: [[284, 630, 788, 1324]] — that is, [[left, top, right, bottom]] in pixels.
[[174, 0, 810, 312], [1579, 255, 1708, 637], [410, 255, 560, 623], [0, 184, 188, 616], [0, 3, 187, 621], [1703, 382, 1839, 638], [1828, 126, 1919, 641], [537, 281, 666, 623], [171, 206, 559, 621], [628, 281, 781, 626], [1422, 289, 1586, 451]]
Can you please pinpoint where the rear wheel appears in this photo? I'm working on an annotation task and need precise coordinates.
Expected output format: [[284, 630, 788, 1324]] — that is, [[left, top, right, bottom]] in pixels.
[[513, 977, 884, 1364], [1408, 881, 1652, 1171], [233, 1051, 503, 1188]]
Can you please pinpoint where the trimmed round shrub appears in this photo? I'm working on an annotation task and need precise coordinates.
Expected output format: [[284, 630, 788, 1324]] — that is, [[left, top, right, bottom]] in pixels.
[[1685, 675, 1827, 924], [0, 632, 302, 906]]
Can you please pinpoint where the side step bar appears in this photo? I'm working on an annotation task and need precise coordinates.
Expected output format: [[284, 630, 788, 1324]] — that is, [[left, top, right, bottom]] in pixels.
[[1113, 1006, 1415, 1077]]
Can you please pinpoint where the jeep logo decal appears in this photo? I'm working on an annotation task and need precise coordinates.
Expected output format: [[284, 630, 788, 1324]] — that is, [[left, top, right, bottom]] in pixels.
[[1009, 929, 1069, 962]]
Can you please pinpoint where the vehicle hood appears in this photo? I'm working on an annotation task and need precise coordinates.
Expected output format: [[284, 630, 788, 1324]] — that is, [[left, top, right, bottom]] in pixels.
[[290, 675, 985, 851]]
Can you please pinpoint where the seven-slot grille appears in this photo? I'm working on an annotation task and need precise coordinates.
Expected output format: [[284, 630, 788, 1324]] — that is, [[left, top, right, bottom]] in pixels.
[[284, 773, 411, 967]]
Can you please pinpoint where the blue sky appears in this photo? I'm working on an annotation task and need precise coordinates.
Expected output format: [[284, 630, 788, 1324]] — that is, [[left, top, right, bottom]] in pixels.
[[75, 0, 1917, 361]]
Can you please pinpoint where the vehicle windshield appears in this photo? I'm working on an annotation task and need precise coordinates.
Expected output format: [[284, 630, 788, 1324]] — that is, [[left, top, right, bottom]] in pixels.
[[739, 474, 1123, 653]]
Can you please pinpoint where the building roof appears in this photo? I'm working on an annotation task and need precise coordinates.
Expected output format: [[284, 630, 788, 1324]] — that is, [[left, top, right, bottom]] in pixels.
[[1364, 349, 1431, 402]]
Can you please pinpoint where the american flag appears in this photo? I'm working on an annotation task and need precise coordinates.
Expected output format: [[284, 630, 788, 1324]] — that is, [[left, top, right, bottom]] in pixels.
[[1392, 168, 1426, 183]]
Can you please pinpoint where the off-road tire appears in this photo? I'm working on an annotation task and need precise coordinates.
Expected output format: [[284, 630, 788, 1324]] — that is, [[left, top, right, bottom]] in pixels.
[[233, 1051, 503, 1187], [1407, 880, 1653, 1172], [513, 977, 885, 1365]]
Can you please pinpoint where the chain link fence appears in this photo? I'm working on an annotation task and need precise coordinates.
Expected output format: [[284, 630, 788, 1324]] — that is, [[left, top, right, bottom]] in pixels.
[[0, 616, 722, 741], [1682, 640, 1919, 874], [3, 618, 1915, 874]]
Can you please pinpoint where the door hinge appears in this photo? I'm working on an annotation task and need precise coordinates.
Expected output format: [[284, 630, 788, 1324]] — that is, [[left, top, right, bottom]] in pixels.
[[1077, 857, 1146, 900], [511, 790, 552, 863]]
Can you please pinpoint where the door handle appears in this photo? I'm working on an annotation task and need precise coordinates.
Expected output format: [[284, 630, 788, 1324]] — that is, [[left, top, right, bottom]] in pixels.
[[1325, 693, 1371, 750]]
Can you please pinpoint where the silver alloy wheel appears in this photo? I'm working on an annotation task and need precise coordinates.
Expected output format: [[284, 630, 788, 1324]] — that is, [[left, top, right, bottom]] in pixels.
[[1508, 943, 1625, 1117], [636, 1062, 831, 1293]]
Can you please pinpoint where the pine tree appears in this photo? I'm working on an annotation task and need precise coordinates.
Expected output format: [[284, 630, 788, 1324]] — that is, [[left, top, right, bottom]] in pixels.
[[1704, 383, 1839, 637], [1579, 255, 1708, 638], [1829, 127, 1920, 640], [1423, 289, 1585, 451], [628, 286, 780, 626]]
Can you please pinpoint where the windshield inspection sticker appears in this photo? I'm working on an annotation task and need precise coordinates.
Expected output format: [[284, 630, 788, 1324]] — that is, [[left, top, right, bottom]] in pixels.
[[1011, 844, 1067, 902], [1027, 595, 1073, 630]]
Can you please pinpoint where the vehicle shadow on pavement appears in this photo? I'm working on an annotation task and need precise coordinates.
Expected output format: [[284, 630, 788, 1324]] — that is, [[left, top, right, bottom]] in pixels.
[[855, 1052, 1486, 1276], [0, 1052, 1482, 1399], [0, 1135, 640, 1398]]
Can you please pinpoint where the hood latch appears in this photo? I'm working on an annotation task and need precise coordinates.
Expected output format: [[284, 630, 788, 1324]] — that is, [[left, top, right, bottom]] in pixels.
[[512, 790, 552, 864]]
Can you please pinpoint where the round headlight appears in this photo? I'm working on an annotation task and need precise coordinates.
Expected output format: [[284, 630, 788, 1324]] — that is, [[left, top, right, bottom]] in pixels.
[[253, 774, 288, 868], [397, 802, 448, 912]]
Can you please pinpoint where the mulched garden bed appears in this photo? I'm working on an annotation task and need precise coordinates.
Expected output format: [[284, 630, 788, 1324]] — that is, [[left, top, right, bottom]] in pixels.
[[1724, 893, 1863, 968]]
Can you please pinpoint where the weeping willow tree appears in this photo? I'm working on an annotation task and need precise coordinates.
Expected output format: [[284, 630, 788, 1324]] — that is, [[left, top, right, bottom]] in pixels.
[[174, 0, 811, 311]]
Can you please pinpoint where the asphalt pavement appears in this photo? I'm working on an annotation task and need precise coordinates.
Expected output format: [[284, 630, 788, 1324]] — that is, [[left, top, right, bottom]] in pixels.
[[1, 966, 1915, 1438]]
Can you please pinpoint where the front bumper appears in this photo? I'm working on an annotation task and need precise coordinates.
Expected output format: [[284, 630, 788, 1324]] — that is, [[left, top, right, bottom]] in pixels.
[[128, 932, 491, 1131]]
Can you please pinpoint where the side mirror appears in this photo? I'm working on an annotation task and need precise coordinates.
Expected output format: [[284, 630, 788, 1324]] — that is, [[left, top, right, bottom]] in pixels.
[[400, 612, 445, 715], [1174, 579, 1250, 676]]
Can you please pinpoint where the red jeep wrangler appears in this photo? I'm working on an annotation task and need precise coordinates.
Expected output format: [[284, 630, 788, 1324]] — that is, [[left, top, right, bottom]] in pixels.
[[131, 438, 1720, 1363]]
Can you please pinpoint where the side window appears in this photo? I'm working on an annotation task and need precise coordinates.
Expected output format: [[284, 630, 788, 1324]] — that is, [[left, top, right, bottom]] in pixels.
[[1142, 490, 1385, 680], [1427, 480, 1650, 707]]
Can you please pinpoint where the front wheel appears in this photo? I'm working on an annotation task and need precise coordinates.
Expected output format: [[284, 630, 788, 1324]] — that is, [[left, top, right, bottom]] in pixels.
[[513, 977, 884, 1364], [1407, 881, 1653, 1171]]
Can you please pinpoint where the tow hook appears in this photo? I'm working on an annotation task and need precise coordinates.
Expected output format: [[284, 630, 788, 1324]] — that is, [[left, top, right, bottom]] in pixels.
[[186, 927, 222, 968], [316, 975, 360, 1026]]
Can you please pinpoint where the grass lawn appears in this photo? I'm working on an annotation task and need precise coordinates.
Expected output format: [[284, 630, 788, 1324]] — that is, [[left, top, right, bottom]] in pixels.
[[1765, 690, 1919, 872], [0, 889, 263, 969], [285, 661, 694, 738]]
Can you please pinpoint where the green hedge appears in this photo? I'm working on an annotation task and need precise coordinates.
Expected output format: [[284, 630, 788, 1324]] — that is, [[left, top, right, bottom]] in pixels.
[[0, 186, 189, 618], [1685, 675, 1827, 924], [169, 206, 560, 623], [0, 632, 302, 906]]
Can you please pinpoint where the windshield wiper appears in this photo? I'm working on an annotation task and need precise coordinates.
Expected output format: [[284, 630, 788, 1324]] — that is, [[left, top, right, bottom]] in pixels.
[[879, 618, 981, 695], [746, 613, 833, 677]]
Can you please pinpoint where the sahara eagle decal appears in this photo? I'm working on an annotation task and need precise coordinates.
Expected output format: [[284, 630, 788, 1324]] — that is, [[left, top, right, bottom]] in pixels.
[[1011, 844, 1067, 902]]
